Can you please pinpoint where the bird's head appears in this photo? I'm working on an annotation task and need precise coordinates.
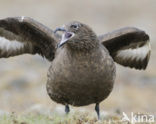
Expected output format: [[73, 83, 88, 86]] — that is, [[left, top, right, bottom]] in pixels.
[[54, 21, 99, 50]]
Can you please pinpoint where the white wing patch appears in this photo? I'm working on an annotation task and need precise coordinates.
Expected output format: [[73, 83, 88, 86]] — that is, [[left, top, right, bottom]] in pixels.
[[0, 37, 25, 51], [116, 41, 151, 61], [19, 16, 25, 22]]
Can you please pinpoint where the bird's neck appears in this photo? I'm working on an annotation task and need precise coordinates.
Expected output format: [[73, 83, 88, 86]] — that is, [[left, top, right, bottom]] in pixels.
[[66, 39, 100, 52]]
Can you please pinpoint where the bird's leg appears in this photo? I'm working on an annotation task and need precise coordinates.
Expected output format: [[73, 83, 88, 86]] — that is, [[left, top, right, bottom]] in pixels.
[[65, 104, 70, 114], [95, 103, 100, 120]]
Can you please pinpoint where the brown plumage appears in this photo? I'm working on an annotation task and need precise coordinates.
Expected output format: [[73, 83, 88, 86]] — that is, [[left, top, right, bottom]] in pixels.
[[47, 22, 116, 106], [0, 17, 151, 119]]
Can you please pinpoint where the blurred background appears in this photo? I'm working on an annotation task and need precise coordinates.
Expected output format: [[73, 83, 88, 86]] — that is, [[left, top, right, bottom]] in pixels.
[[0, 0, 155, 116]]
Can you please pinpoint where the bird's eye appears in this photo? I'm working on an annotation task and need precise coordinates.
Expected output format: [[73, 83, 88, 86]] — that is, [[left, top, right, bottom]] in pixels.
[[71, 24, 78, 29]]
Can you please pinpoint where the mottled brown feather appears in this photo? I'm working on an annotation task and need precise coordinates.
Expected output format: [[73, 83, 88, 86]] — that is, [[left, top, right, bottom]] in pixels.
[[99, 27, 151, 70], [0, 17, 58, 61]]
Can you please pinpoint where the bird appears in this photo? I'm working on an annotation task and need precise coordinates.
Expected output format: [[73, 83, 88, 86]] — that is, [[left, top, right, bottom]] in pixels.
[[0, 17, 151, 119]]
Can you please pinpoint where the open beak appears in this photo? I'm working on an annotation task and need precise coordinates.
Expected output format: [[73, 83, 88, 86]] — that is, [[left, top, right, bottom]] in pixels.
[[54, 27, 75, 48]]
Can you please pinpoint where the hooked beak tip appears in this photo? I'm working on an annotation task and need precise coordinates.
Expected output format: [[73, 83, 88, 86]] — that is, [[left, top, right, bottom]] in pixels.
[[54, 27, 66, 34]]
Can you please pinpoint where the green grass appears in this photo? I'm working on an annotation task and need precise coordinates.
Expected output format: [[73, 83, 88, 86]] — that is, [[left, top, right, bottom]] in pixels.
[[0, 114, 53, 124], [0, 111, 124, 124], [0, 112, 154, 124]]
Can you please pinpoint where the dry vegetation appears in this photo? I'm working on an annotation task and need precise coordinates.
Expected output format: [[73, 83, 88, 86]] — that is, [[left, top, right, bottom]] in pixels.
[[0, 112, 135, 124], [0, 111, 155, 124]]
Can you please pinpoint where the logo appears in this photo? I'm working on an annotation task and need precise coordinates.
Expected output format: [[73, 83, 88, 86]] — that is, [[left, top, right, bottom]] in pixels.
[[122, 112, 155, 123]]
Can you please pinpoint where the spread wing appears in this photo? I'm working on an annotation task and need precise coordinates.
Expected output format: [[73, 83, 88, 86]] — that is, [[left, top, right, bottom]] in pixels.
[[99, 27, 151, 70], [0, 16, 59, 61]]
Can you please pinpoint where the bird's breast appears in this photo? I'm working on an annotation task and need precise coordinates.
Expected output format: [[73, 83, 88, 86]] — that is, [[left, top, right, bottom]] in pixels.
[[46, 47, 116, 105], [47, 47, 115, 87]]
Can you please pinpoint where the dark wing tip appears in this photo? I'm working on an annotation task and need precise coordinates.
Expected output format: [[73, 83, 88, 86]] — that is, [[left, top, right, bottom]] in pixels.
[[136, 30, 150, 42]]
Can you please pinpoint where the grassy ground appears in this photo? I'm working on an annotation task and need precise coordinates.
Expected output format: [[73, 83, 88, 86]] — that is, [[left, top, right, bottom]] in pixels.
[[1, 111, 155, 124], [0, 112, 126, 124]]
